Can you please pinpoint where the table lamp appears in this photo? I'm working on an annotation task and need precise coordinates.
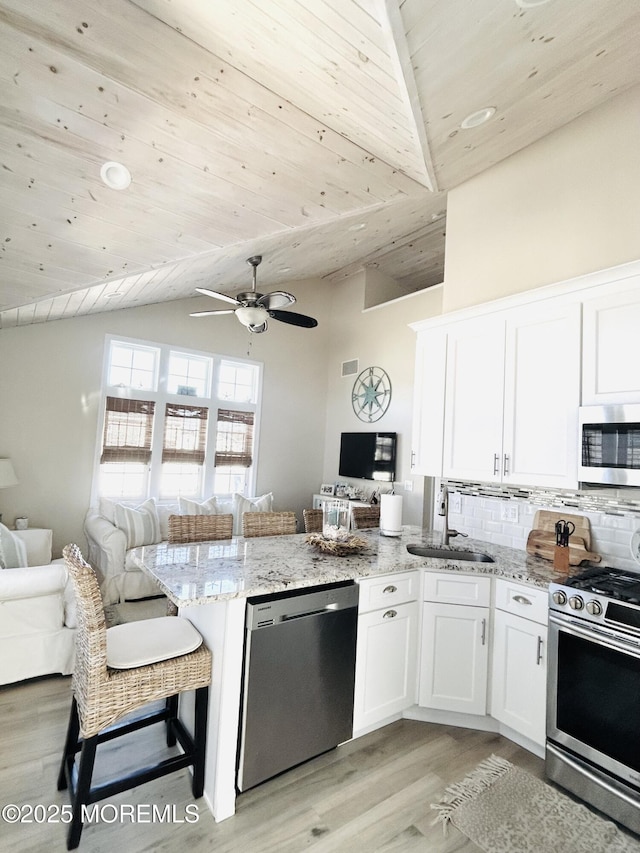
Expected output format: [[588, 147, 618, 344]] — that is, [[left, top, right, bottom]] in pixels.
[[0, 458, 18, 524]]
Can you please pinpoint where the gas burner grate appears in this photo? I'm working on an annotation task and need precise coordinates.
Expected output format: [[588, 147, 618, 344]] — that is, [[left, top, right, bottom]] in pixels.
[[566, 567, 640, 601]]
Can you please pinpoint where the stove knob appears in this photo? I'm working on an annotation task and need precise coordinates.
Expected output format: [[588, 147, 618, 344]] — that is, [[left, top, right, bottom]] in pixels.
[[586, 599, 602, 616], [568, 595, 584, 611], [552, 590, 567, 606]]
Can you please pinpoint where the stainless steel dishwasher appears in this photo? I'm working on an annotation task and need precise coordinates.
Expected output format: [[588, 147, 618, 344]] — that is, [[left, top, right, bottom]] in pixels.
[[237, 580, 359, 792]]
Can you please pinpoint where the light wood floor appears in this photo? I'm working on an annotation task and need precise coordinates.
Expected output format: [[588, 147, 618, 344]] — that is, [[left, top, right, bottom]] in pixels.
[[0, 675, 545, 853]]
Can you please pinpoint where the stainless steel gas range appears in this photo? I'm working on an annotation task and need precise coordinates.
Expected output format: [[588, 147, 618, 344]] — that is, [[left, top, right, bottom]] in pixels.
[[547, 567, 640, 835]]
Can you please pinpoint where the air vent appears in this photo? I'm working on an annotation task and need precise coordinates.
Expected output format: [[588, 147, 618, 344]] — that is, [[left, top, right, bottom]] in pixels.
[[342, 359, 359, 377]]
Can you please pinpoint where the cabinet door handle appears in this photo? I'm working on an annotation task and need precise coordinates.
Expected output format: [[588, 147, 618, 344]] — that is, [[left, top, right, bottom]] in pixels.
[[513, 595, 532, 606], [411, 451, 416, 468], [481, 618, 487, 646], [536, 635, 543, 665], [383, 609, 397, 619], [383, 585, 397, 594], [503, 454, 510, 476], [493, 453, 500, 475]]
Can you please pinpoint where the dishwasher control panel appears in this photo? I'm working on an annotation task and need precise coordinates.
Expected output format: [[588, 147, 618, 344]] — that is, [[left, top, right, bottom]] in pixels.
[[246, 581, 358, 629]]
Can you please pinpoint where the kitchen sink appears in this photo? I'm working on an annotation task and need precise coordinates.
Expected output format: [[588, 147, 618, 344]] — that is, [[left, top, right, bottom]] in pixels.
[[406, 545, 495, 563]]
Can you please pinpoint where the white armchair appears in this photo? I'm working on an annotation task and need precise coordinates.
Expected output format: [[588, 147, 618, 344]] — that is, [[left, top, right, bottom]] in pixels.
[[0, 527, 76, 685]]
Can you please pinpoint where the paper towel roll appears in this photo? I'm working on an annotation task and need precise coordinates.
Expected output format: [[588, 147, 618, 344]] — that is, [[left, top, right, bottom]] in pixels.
[[380, 494, 403, 537]]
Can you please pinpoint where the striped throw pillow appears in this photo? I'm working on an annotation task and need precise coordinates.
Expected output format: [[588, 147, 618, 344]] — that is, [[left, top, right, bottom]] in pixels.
[[114, 499, 161, 549], [178, 496, 218, 516]]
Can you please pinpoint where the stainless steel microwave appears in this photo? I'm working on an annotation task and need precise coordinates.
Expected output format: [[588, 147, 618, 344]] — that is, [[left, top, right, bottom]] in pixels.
[[579, 405, 640, 486]]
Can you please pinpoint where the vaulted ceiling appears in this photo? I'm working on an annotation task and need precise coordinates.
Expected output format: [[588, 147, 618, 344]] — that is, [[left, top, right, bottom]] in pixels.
[[1, 0, 639, 327]]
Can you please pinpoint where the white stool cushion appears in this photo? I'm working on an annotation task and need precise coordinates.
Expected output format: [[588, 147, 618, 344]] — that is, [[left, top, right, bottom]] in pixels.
[[106, 616, 203, 670]]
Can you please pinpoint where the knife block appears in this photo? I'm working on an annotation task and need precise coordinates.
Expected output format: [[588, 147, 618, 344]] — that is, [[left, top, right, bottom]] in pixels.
[[553, 545, 570, 572]]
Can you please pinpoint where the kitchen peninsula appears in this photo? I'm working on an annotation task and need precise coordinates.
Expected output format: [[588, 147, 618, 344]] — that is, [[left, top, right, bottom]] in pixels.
[[130, 526, 565, 822]]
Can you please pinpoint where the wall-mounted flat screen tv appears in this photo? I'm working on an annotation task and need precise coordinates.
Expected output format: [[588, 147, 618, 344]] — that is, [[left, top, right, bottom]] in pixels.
[[338, 432, 397, 482]]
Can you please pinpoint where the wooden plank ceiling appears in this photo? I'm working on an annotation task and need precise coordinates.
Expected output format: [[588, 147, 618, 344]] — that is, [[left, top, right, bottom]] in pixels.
[[0, 0, 638, 327]]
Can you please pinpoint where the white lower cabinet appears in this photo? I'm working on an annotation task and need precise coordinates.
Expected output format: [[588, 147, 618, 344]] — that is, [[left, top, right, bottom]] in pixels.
[[354, 570, 549, 754], [490, 580, 548, 747], [353, 573, 418, 734], [419, 574, 491, 715]]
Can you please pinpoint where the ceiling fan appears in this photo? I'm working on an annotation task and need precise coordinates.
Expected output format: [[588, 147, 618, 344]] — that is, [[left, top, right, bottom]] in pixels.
[[190, 255, 318, 334]]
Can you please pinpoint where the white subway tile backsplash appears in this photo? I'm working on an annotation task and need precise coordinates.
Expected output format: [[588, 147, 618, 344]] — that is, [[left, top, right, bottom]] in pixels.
[[442, 479, 640, 570]]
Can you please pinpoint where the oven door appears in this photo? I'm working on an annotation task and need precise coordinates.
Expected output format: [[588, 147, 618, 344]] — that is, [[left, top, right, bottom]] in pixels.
[[547, 611, 640, 790]]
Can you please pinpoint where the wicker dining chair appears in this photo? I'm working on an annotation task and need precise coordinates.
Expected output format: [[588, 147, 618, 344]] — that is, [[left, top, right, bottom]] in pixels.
[[302, 508, 323, 533], [168, 513, 233, 543], [57, 544, 212, 850], [351, 505, 381, 529], [242, 511, 297, 537]]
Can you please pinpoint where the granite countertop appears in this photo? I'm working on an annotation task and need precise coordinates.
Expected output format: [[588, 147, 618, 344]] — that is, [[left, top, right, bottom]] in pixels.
[[130, 525, 570, 607]]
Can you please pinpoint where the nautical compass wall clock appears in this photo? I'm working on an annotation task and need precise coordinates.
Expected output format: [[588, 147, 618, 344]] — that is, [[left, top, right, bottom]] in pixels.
[[351, 366, 392, 422]]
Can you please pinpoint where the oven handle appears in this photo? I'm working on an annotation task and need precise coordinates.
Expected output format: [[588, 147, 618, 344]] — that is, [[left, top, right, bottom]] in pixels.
[[549, 612, 640, 658]]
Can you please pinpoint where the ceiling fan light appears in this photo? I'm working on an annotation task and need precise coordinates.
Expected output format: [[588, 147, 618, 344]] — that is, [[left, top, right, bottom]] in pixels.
[[236, 305, 268, 327]]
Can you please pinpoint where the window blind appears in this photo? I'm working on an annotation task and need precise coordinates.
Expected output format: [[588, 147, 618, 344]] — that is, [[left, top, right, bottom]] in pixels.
[[215, 409, 254, 468], [162, 403, 208, 465], [101, 397, 155, 464]]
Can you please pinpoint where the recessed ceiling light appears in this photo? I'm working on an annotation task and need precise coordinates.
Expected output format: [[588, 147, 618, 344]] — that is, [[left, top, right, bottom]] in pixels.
[[104, 291, 124, 299], [515, 0, 552, 7], [460, 107, 497, 129], [279, 267, 292, 274], [100, 161, 132, 190], [348, 223, 366, 232]]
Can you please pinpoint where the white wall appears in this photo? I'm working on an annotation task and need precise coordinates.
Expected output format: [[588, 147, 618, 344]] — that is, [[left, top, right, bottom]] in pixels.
[[443, 84, 640, 313], [322, 272, 443, 526], [0, 280, 331, 555]]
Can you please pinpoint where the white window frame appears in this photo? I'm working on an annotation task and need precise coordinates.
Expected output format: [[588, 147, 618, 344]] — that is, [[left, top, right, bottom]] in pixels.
[[91, 334, 262, 506]]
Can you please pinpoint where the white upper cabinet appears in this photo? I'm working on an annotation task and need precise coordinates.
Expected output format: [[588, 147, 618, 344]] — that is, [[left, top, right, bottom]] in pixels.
[[582, 277, 640, 404], [411, 263, 640, 489], [442, 315, 505, 482], [441, 301, 580, 488], [502, 301, 581, 488]]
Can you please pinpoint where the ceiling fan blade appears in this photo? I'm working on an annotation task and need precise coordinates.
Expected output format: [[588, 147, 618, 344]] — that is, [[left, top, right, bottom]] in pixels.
[[189, 308, 236, 317], [257, 291, 295, 310], [195, 287, 240, 306], [269, 309, 318, 328]]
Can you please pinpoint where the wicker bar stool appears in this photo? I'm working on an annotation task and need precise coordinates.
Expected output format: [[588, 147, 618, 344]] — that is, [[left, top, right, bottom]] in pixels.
[[242, 511, 297, 537], [168, 513, 233, 543], [351, 506, 381, 529], [302, 508, 323, 533], [57, 544, 212, 850]]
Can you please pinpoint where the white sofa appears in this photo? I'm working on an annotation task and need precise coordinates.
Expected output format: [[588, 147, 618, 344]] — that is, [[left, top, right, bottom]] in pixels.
[[84, 493, 274, 605], [0, 527, 76, 685], [84, 506, 171, 605]]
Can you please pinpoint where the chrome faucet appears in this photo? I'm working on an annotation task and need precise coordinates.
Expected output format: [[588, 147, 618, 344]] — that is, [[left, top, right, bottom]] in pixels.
[[438, 485, 468, 546]]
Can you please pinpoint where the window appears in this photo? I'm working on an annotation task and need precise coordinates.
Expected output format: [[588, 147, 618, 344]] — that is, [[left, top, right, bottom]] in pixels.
[[98, 397, 155, 497], [160, 403, 208, 497], [94, 337, 261, 502], [167, 352, 211, 398], [213, 409, 255, 494], [218, 361, 258, 403], [108, 342, 158, 390]]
